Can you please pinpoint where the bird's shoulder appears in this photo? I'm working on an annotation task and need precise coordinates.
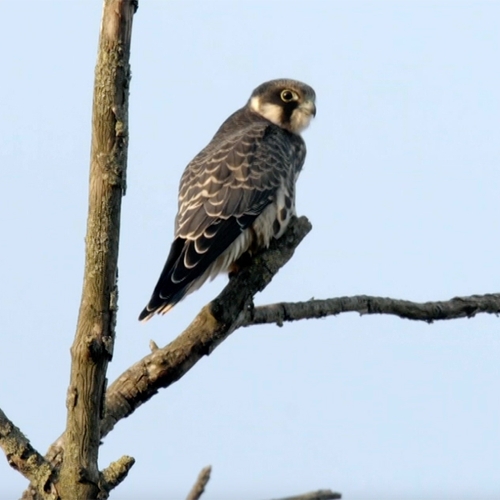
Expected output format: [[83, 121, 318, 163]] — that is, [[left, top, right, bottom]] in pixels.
[[183, 107, 305, 180]]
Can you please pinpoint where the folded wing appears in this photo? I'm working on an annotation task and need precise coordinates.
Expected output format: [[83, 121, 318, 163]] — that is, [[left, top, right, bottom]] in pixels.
[[139, 115, 304, 321]]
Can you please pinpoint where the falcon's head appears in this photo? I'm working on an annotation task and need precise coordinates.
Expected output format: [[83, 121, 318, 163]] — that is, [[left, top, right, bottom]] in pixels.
[[249, 78, 316, 134]]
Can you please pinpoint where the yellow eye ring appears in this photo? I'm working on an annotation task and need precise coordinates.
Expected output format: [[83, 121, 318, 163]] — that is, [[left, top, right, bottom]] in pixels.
[[281, 89, 297, 102]]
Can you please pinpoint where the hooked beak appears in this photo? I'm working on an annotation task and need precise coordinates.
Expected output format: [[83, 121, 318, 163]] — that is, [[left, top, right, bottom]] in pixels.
[[303, 99, 316, 118]]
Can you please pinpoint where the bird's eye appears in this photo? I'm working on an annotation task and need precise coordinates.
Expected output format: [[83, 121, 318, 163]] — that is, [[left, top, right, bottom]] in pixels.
[[280, 89, 296, 102]]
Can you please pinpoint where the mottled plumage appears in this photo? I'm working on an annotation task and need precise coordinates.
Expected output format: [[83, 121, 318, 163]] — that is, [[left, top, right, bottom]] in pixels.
[[139, 79, 316, 321]]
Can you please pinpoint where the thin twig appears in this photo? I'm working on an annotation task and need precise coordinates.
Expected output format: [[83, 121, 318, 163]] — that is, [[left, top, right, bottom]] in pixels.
[[268, 489, 341, 500], [100, 455, 136, 493], [185, 465, 212, 500], [242, 293, 500, 326]]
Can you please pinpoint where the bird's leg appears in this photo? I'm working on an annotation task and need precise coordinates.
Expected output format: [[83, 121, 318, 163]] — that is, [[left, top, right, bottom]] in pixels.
[[228, 252, 253, 278]]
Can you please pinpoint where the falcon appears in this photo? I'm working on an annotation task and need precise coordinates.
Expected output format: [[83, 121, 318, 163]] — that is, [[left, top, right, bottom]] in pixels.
[[139, 78, 316, 321]]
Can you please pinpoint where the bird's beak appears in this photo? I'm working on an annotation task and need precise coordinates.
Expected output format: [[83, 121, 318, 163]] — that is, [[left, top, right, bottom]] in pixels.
[[302, 99, 316, 118], [291, 98, 317, 133]]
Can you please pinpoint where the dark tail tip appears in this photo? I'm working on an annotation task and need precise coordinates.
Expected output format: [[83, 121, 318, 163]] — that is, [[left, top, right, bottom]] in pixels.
[[138, 295, 179, 322], [138, 306, 153, 322]]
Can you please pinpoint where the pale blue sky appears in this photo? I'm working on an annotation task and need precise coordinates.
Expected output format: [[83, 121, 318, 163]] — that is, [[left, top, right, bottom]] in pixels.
[[1, 1, 499, 499]]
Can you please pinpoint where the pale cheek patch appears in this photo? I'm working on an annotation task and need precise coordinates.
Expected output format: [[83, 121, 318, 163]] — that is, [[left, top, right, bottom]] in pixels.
[[290, 109, 313, 134], [249, 96, 283, 126]]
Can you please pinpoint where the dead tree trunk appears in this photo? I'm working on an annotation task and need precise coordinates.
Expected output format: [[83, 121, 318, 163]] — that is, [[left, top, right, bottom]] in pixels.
[[57, 0, 137, 498]]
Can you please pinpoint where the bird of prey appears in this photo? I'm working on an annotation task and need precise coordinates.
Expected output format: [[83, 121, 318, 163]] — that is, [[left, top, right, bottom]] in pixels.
[[139, 78, 316, 321]]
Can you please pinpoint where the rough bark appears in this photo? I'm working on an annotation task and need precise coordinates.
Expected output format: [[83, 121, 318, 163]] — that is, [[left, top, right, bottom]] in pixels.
[[57, 0, 136, 498], [100, 455, 136, 494], [0, 408, 54, 499]]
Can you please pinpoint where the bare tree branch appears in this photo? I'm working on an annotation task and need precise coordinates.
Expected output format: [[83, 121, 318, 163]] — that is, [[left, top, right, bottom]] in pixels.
[[35, 218, 499, 484], [57, 0, 137, 498], [185, 465, 212, 500], [242, 293, 500, 326], [268, 490, 341, 500], [0, 408, 54, 498]]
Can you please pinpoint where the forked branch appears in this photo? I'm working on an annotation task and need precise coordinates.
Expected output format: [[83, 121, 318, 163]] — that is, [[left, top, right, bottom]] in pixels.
[[41, 215, 312, 476]]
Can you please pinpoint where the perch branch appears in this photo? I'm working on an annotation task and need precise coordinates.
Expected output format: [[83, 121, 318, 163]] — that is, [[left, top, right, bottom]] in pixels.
[[242, 293, 500, 326], [185, 465, 212, 500], [101, 216, 312, 437]]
